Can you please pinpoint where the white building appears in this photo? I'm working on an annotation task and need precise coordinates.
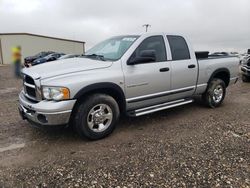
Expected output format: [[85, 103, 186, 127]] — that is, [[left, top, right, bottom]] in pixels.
[[0, 33, 85, 65]]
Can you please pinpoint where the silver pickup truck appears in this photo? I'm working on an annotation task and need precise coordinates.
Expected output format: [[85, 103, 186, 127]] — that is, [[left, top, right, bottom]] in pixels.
[[19, 33, 239, 140]]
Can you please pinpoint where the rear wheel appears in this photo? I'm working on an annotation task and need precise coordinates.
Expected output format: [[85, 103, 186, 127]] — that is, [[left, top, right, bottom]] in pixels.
[[242, 75, 250, 82], [74, 94, 120, 140], [202, 78, 226, 108]]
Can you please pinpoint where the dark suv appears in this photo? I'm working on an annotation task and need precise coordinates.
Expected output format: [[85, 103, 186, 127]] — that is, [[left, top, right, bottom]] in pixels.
[[31, 53, 65, 66], [24, 51, 54, 67]]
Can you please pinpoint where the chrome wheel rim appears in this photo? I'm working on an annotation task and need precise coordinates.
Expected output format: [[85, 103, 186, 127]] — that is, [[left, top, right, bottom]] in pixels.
[[212, 85, 223, 103], [87, 104, 113, 133]]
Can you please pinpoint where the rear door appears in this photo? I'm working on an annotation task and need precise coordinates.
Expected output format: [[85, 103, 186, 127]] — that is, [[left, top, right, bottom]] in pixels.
[[123, 35, 171, 110], [167, 35, 198, 100]]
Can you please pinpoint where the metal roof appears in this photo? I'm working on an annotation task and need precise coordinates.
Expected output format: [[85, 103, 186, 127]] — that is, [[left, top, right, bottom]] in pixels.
[[0, 33, 85, 44]]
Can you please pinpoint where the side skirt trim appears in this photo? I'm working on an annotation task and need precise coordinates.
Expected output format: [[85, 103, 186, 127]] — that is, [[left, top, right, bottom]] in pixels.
[[126, 86, 195, 103], [128, 98, 194, 117]]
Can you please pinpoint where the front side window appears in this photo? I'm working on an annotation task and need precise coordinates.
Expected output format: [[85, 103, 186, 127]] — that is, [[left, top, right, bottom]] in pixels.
[[167, 35, 190, 61], [130, 36, 167, 63], [85, 36, 139, 61]]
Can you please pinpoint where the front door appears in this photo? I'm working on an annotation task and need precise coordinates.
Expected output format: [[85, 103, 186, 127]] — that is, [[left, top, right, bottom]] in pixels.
[[123, 35, 171, 110]]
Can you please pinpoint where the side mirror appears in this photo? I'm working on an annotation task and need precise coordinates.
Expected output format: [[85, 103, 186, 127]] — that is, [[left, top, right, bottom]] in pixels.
[[127, 50, 156, 65]]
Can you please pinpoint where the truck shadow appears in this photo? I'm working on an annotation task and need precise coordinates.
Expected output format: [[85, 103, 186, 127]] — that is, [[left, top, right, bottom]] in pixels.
[[118, 96, 205, 129]]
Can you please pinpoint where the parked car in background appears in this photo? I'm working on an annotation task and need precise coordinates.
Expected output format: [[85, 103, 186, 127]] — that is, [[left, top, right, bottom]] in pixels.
[[241, 56, 250, 82], [31, 52, 65, 66], [239, 54, 250, 65], [19, 33, 239, 140], [58, 54, 80, 60], [229, 52, 239, 56], [210, 52, 230, 57], [24, 51, 54, 67]]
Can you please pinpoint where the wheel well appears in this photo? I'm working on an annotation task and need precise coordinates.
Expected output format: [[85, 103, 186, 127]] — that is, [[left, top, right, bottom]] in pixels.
[[211, 70, 230, 87], [73, 87, 126, 115]]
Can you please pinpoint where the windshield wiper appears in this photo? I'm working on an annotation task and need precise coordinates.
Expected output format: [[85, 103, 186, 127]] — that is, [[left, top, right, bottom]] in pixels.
[[81, 54, 106, 61]]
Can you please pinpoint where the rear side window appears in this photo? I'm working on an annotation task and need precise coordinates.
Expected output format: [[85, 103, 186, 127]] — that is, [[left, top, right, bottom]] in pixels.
[[130, 36, 167, 62], [167, 35, 190, 61]]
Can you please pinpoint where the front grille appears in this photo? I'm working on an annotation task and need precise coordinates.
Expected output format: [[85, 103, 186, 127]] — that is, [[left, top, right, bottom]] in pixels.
[[26, 86, 36, 97], [23, 75, 37, 100], [25, 75, 34, 85]]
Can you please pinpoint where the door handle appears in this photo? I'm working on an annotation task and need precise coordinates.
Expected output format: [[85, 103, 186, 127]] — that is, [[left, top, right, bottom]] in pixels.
[[159, 67, 170, 72], [188, 64, 196, 69]]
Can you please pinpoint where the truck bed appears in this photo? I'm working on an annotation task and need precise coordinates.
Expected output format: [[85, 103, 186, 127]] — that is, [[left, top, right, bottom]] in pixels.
[[195, 51, 238, 60], [194, 55, 239, 95]]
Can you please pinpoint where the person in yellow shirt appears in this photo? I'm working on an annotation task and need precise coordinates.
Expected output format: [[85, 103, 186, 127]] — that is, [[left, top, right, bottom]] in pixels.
[[12, 46, 22, 78]]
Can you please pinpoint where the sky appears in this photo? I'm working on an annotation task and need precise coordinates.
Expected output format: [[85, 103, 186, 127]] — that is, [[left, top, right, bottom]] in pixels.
[[0, 0, 250, 53]]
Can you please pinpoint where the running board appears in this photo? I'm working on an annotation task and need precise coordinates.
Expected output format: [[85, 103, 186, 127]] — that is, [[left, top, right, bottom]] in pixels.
[[128, 99, 194, 117]]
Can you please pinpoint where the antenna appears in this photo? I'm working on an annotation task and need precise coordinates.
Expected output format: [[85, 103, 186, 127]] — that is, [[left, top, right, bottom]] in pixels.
[[142, 24, 151, 32]]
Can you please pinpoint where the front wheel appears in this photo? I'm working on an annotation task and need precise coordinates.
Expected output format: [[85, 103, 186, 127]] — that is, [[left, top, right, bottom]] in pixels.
[[74, 94, 120, 140], [202, 78, 226, 108]]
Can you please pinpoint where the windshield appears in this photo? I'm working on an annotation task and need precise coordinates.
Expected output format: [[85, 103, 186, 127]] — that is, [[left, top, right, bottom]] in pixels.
[[44, 54, 56, 59], [85, 35, 139, 61]]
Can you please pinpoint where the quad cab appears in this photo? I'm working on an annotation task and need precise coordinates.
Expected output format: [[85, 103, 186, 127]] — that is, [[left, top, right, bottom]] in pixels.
[[19, 33, 239, 140]]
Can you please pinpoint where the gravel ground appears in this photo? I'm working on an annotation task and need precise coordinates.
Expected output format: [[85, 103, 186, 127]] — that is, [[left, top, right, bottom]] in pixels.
[[0, 65, 249, 188]]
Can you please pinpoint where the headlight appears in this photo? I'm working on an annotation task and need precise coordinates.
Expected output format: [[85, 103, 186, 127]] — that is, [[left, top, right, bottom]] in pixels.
[[42, 86, 70, 101]]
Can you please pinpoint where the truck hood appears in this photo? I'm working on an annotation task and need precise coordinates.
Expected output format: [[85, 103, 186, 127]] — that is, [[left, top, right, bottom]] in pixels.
[[22, 58, 113, 79]]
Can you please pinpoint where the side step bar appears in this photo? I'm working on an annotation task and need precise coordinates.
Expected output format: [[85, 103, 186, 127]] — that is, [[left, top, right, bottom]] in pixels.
[[129, 99, 194, 117]]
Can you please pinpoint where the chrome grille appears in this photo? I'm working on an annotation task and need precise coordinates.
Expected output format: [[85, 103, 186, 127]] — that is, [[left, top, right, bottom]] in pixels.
[[24, 75, 34, 84], [23, 75, 37, 101]]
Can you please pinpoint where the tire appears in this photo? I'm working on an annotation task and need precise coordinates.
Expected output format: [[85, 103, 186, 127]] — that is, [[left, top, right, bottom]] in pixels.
[[242, 75, 250, 82], [74, 94, 120, 140], [202, 78, 226, 108]]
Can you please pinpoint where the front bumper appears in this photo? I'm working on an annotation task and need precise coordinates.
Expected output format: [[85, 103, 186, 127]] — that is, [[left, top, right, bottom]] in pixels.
[[241, 66, 250, 76], [18, 91, 76, 126]]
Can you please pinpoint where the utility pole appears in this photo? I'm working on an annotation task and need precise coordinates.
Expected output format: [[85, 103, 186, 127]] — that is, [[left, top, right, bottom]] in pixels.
[[143, 24, 151, 32]]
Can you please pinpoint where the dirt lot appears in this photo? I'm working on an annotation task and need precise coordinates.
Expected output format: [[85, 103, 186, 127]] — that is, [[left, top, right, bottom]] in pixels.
[[0, 65, 249, 188]]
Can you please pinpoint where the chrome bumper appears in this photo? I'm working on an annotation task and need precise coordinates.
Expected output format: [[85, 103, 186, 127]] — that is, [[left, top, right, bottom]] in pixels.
[[18, 91, 76, 126]]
